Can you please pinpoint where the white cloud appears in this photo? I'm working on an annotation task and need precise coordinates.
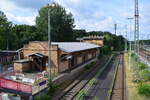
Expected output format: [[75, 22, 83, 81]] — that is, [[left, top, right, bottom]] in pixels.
[[54, 0, 115, 32], [0, 0, 150, 40], [6, 13, 36, 25], [0, 0, 36, 25], [0, 0, 17, 12]]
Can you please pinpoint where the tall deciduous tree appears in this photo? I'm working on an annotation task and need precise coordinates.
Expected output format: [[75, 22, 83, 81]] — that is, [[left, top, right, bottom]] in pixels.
[[0, 11, 14, 50], [12, 25, 40, 49], [36, 3, 75, 42]]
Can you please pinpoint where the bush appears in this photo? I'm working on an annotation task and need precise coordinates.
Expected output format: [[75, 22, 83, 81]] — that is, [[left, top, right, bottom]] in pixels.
[[139, 69, 150, 81], [131, 53, 135, 57], [100, 45, 111, 55], [85, 61, 96, 70], [35, 94, 51, 100], [132, 72, 143, 83], [47, 77, 56, 97], [35, 78, 56, 100], [138, 83, 150, 96], [85, 64, 90, 69], [138, 62, 147, 70]]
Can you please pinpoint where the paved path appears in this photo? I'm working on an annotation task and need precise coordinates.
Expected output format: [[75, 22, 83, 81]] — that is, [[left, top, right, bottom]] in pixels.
[[85, 55, 120, 100]]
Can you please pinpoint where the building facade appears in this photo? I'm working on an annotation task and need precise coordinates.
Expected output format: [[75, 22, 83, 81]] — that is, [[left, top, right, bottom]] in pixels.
[[16, 41, 100, 73], [0, 51, 18, 64], [77, 36, 104, 46]]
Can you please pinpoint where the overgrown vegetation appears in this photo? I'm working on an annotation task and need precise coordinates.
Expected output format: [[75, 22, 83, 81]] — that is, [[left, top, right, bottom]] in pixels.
[[89, 79, 96, 86], [138, 83, 150, 97], [85, 61, 96, 70], [35, 78, 56, 100], [76, 89, 86, 100], [130, 53, 150, 97]]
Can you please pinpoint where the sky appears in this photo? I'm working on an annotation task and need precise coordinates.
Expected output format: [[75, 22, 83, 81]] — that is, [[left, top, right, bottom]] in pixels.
[[0, 0, 150, 40]]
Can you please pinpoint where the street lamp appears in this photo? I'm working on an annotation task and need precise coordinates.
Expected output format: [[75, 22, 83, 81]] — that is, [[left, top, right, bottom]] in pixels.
[[44, 2, 56, 77], [127, 17, 134, 70]]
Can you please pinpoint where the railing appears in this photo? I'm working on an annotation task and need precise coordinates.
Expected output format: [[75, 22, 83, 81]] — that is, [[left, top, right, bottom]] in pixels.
[[0, 77, 32, 94], [0, 71, 15, 77]]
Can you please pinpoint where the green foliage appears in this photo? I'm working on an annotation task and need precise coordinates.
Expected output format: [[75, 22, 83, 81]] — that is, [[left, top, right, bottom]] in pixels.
[[108, 89, 112, 94], [36, 3, 75, 42], [131, 53, 135, 57], [76, 89, 86, 100], [0, 11, 13, 50], [0, 5, 126, 51], [85, 64, 90, 69], [73, 29, 87, 40], [85, 61, 96, 70], [89, 79, 96, 86], [139, 69, 150, 81], [35, 94, 51, 100], [11, 25, 40, 49], [47, 77, 56, 97], [138, 62, 147, 70], [35, 78, 56, 100], [0, 3, 75, 50], [138, 83, 150, 97], [99, 45, 111, 55], [0, 10, 40, 50]]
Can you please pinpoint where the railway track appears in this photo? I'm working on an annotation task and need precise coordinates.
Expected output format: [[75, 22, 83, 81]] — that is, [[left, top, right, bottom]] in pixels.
[[58, 55, 114, 100], [83, 53, 119, 100], [139, 48, 150, 62], [111, 54, 126, 100]]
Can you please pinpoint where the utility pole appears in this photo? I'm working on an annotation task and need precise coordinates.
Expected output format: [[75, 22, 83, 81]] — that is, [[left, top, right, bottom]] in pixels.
[[134, 0, 140, 54], [127, 18, 133, 70], [125, 24, 128, 52], [114, 24, 117, 35], [45, 2, 56, 78]]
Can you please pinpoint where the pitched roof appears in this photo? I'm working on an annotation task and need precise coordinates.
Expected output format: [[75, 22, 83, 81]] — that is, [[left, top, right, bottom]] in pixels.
[[28, 53, 47, 58], [52, 42, 100, 53]]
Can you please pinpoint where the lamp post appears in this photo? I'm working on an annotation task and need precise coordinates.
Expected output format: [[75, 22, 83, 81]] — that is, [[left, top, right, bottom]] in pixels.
[[44, 2, 56, 77], [127, 17, 133, 70]]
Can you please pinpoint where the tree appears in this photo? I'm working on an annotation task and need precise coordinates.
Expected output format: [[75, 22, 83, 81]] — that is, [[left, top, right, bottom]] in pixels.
[[0, 11, 14, 50], [12, 25, 40, 49], [73, 29, 87, 41], [36, 3, 75, 42], [87, 31, 103, 36]]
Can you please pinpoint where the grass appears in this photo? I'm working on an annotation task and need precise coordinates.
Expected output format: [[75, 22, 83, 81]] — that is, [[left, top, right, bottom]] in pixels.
[[88, 79, 96, 86], [76, 89, 86, 100], [124, 53, 150, 100]]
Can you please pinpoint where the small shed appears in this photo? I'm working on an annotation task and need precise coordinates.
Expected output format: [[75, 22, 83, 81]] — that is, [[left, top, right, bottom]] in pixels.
[[28, 53, 47, 72], [14, 59, 31, 73]]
